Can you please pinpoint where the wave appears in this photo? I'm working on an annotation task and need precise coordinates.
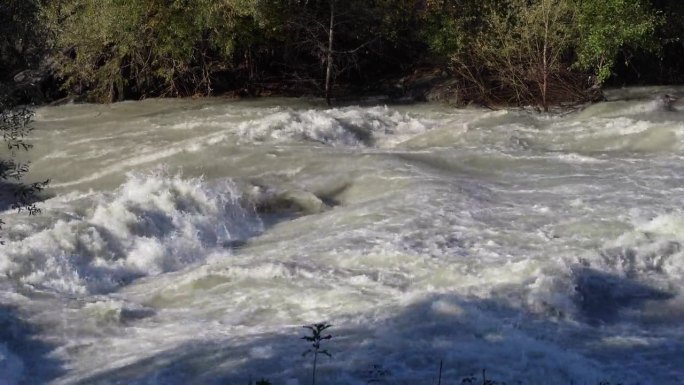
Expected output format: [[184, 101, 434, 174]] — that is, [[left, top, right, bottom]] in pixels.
[[0, 171, 262, 295], [524, 210, 684, 325], [236, 106, 433, 147]]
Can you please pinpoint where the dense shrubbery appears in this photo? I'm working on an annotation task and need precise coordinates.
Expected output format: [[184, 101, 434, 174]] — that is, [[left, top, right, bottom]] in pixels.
[[428, 0, 658, 109], [1, 0, 683, 106], [42, 0, 267, 101], [40, 0, 427, 102], [0, 0, 46, 80]]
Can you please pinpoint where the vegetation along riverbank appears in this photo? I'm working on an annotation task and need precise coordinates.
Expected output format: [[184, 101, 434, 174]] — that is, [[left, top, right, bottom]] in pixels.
[[2, 0, 684, 110]]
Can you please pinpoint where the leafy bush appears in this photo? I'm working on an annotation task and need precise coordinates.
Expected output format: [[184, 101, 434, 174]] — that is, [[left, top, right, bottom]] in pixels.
[[426, 0, 658, 109], [573, 0, 658, 83], [43, 0, 267, 101], [0, 97, 49, 244]]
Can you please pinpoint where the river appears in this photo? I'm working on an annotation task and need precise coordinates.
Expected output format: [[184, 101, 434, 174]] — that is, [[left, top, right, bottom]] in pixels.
[[1, 87, 683, 384]]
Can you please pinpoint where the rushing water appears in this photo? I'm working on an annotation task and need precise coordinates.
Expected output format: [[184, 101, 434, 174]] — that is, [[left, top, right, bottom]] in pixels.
[[2, 87, 684, 384]]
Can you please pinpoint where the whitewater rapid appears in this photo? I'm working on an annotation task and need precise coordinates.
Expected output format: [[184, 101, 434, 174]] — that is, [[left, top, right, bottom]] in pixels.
[[1, 88, 684, 384]]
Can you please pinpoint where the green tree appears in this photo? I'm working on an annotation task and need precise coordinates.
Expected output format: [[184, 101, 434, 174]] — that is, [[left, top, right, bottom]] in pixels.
[[0, 0, 45, 79], [276, 0, 426, 104], [43, 0, 264, 101], [36, 0, 664, 107], [573, 0, 658, 84], [448, 0, 582, 109], [435, 0, 657, 108], [479, 0, 576, 110]]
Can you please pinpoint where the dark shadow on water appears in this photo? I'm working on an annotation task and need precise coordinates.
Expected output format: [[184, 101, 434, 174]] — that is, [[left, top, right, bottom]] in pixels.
[[572, 267, 675, 325], [0, 304, 64, 384], [72, 275, 684, 385], [0, 180, 53, 212]]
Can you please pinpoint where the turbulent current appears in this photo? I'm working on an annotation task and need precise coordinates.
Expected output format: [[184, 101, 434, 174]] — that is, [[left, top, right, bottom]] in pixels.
[[2, 87, 684, 384]]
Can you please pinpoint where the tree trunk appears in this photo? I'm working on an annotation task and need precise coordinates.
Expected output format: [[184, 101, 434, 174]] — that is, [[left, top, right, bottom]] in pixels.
[[312, 351, 318, 385], [541, 1, 549, 112], [324, 0, 335, 106]]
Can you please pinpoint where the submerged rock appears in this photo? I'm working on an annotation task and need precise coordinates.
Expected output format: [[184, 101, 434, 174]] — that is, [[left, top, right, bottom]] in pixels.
[[660, 93, 678, 111], [249, 184, 329, 215]]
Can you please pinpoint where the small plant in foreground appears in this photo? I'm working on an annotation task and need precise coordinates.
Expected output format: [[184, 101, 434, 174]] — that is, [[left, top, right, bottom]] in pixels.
[[0, 100, 49, 245], [302, 322, 333, 385], [247, 375, 272, 385], [461, 369, 506, 385]]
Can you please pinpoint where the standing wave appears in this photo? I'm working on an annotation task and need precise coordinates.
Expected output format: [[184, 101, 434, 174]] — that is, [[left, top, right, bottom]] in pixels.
[[236, 106, 433, 147], [0, 171, 262, 296]]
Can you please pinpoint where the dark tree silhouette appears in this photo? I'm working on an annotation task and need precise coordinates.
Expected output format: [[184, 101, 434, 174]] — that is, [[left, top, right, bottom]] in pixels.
[[302, 322, 333, 385], [0, 97, 49, 244]]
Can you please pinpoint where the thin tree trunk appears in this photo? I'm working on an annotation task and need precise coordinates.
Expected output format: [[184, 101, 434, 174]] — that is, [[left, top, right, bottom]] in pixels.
[[108, 81, 115, 103], [541, 0, 549, 112], [324, 0, 335, 106], [542, 49, 548, 112], [312, 351, 318, 385], [437, 360, 442, 385]]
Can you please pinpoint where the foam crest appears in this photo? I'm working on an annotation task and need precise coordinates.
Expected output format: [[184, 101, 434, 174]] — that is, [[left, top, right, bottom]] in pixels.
[[0, 171, 262, 295], [538, 115, 684, 154], [603, 212, 684, 280], [15, 95, 684, 384], [514, 212, 684, 329], [237, 106, 431, 147], [524, 213, 684, 321]]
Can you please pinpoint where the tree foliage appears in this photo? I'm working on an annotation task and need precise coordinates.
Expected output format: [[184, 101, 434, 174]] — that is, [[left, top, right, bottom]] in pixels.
[[573, 0, 658, 83], [43, 0, 267, 101], [0, 98, 49, 244], [0, 0, 46, 80], [42, 0, 433, 102], [33, 0, 668, 106], [430, 0, 658, 108], [455, 0, 579, 110]]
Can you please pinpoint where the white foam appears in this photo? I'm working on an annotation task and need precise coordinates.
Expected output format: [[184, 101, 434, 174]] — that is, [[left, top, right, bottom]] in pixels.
[[12, 96, 684, 384], [604, 212, 684, 281], [236, 106, 433, 147], [0, 170, 262, 295]]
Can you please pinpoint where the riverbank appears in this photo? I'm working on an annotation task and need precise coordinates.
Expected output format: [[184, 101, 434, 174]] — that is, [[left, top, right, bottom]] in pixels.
[[0, 64, 602, 111]]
